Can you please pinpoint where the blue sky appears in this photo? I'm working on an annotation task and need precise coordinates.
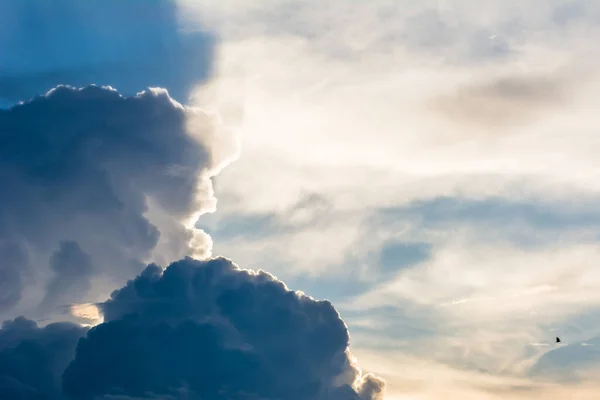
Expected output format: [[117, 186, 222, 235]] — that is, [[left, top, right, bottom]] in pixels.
[[1, 0, 600, 399]]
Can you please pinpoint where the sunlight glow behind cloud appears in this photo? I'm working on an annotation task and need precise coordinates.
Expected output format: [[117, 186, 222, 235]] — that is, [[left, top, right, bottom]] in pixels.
[[0, 0, 599, 398], [180, 0, 600, 397]]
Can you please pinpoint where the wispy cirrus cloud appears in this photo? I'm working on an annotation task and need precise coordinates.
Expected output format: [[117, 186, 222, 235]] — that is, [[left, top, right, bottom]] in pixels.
[[178, 0, 600, 396]]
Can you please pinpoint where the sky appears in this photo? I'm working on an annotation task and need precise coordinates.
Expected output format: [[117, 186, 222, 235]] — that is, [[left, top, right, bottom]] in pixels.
[[1, 0, 600, 399]]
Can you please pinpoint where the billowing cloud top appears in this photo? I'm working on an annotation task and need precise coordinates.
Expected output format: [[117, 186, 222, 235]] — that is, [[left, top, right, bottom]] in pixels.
[[0, 257, 384, 400], [0, 85, 231, 319], [0, 84, 384, 397], [0, 1, 385, 398]]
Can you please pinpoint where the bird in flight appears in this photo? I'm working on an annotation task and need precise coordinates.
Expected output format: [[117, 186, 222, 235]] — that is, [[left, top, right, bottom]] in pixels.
[[556, 337, 561, 343]]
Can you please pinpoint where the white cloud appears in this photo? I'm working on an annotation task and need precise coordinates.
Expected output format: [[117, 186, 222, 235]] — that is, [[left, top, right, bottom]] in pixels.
[[180, 0, 600, 396], [349, 242, 600, 313], [340, 238, 600, 374], [191, 42, 600, 223], [0, 85, 238, 323]]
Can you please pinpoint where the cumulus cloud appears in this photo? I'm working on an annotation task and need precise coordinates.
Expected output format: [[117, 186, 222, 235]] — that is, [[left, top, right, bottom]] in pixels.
[[0, 1, 387, 399], [0, 0, 214, 107], [0, 317, 88, 399], [0, 239, 28, 311], [62, 257, 384, 400], [0, 85, 236, 319], [0, 258, 385, 400], [41, 241, 94, 312]]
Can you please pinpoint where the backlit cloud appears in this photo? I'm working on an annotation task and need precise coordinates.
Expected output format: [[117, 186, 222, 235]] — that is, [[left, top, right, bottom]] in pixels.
[[0, 85, 236, 320], [0, 258, 385, 399], [179, 0, 600, 396]]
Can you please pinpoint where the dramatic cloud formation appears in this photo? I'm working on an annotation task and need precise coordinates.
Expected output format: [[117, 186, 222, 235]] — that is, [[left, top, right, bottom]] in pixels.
[[0, 1, 385, 399], [67, 257, 384, 400], [0, 258, 384, 399], [0, 0, 235, 322], [42, 241, 94, 312], [0, 317, 88, 399], [16, 0, 600, 398], [0, 0, 214, 107], [0, 85, 235, 320]]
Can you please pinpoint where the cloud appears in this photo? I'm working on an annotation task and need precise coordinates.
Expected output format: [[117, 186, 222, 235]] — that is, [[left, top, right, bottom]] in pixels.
[[0, 258, 384, 399], [41, 241, 94, 313], [0, 317, 87, 399], [203, 192, 365, 277], [202, 194, 600, 386], [60, 256, 384, 399], [0, 2, 387, 400], [0, 239, 28, 311], [372, 196, 600, 248], [185, 0, 600, 223], [338, 236, 600, 381], [4, 0, 600, 398], [187, 1, 600, 387], [429, 71, 575, 129], [0, 85, 236, 320], [0, 0, 214, 107]]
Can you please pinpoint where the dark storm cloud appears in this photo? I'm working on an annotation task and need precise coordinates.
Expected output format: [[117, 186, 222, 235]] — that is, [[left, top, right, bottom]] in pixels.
[[0, 85, 230, 318], [0, 317, 88, 399], [0, 239, 29, 311], [0, 0, 214, 107], [41, 241, 94, 312], [62, 257, 384, 400]]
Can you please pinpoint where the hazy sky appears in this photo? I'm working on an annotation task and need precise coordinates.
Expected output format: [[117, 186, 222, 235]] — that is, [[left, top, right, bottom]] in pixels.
[[1, 0, 600, 399], [185, 0, 600, 398]]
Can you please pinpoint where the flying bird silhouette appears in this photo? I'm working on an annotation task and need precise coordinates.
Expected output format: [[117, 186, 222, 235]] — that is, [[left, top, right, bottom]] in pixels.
[[556, 337, 561, 343]]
